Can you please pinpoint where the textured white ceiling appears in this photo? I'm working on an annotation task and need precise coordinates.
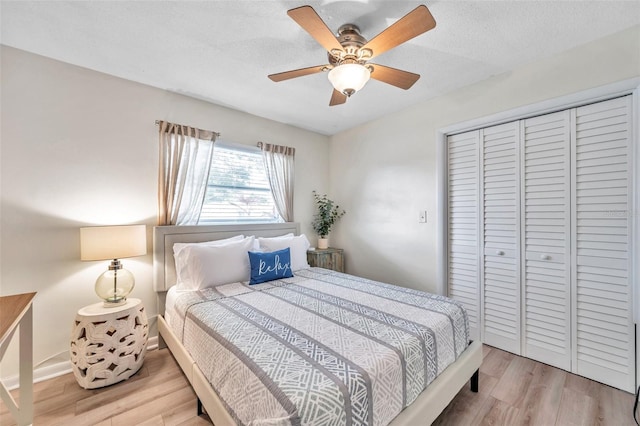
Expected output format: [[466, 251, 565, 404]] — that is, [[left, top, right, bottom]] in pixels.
[[2, 1, 639, 135]]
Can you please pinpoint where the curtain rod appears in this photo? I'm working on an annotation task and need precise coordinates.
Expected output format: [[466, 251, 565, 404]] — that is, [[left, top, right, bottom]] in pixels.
[[155, 120, 221, 137]]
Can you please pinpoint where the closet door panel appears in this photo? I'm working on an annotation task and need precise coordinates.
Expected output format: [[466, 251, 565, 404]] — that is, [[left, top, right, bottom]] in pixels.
[[572, 96, 634, 393], [522, 110, 572, 370], [447, 130, 480, 340], [481, 122, 520, 353]]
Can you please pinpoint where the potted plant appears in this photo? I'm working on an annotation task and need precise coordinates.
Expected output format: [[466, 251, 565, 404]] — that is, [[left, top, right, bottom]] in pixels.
[[312, 191, 346, 249]]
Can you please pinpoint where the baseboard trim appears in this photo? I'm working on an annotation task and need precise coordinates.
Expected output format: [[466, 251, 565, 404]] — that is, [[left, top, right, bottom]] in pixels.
[[2, 336, 159, 391]]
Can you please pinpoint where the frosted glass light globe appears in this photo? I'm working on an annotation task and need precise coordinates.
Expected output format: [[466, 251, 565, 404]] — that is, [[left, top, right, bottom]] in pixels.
[[328, 64, 371, 96]]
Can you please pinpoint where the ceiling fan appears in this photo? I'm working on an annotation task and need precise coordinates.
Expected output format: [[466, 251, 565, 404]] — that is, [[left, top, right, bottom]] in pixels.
[[268, 4, 436, 106]]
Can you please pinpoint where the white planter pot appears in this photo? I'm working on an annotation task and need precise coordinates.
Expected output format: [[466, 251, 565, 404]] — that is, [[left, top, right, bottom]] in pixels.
[[317, 238, 329, 249]]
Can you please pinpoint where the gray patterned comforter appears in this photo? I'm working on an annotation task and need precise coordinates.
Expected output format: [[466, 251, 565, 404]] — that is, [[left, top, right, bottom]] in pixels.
[[167, 268, 469, 426]]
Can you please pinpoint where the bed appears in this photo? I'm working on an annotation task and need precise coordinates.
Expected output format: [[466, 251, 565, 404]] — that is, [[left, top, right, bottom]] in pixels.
[[153, 223, 482, 426]]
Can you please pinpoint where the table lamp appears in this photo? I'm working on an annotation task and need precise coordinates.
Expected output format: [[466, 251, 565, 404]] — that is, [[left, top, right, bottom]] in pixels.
[[80, 225, 147, 307]]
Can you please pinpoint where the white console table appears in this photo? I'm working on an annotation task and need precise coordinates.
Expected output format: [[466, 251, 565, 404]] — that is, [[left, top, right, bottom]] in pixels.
[[0, 292, 36, 426]]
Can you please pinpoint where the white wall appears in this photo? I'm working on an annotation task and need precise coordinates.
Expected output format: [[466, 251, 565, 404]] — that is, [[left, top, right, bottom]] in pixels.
[[329, 25, 640, 294], [0, 46, 330, 379]]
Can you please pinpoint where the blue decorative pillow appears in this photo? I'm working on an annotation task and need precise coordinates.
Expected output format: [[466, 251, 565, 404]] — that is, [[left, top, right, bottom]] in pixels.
[[248, 248, 294, 284]]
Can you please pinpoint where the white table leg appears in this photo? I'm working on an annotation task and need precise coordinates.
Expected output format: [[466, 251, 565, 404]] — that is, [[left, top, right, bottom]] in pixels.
[[18, 304, 33, 426]]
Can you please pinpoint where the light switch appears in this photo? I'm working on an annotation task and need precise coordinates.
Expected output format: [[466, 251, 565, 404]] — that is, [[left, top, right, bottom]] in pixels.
[[419, 211, 427, 223]]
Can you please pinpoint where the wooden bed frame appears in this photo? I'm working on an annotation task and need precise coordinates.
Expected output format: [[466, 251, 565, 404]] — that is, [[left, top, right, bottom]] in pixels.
[[153, 223, 482, 425]]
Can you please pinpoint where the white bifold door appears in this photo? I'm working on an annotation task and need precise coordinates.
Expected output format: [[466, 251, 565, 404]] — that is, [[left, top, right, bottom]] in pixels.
[[571, 97, 634, 392], [447, 130, 480, 339], [481, 122, 521, 354], [445, 95, 635, 392], [522, 110, 572, 371]]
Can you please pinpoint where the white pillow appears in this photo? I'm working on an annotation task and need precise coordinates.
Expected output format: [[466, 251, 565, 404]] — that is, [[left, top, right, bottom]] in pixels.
[[258, 234, 311, 271], [265, 233, 294, 239], [250, 233, 294, 251], [173, 235, 244, 285], [173, 234, 244, 256], [177, 236, 254, 290]]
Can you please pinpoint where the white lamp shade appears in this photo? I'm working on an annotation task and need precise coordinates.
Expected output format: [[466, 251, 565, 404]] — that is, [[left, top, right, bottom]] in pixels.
[[80, 225, 147, 261], [328, 63, 371, 95]]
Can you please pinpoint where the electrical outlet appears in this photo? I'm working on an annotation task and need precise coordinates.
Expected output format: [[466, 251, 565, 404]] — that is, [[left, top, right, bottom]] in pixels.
[[419, 211, 427, 223]]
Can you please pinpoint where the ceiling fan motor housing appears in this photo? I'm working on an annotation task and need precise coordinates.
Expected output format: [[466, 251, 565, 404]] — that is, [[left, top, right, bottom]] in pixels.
[[328, 24, 370, 65]]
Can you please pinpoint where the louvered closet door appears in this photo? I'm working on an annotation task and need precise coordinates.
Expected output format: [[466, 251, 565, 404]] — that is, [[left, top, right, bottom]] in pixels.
[[522, 111, 572, 370], [481, 122, 521, 354], [572, 96, 634, 393], [447, 130, 480, 340]]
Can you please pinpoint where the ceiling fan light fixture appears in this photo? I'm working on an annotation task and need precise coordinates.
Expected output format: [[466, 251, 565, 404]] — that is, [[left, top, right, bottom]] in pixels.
[[328, 63, 371, 97], [270, 5, 435, 106]]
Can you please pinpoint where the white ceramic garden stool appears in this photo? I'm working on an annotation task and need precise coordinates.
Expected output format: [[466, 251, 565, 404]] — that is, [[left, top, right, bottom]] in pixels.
[[70, 298, 148, 389]]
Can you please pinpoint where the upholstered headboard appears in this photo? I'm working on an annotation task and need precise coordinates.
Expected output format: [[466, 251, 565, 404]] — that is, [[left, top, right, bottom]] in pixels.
[[152, 223, 300, 293]]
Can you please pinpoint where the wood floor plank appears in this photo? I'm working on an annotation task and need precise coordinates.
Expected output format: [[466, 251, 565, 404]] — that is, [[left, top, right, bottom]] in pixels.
[[514, 362, 566, 425], [110, 386, 196, 425], [1, 379, 86, 425], [595, 381, 636, 426], [163, 400, 206, 426], [1, 346, 636, 426], [175, 417, 215, 426], [471, 396, 521, 426], [480, 346, 514, 379], [431, 372, 499, 426], [564, 370, 601, 397], [555, 387, 598, 426], [74, 364, 181, 414], [64, 376, 189, 426], [131, 414, 164, 426], [490, 353, 537, 406]]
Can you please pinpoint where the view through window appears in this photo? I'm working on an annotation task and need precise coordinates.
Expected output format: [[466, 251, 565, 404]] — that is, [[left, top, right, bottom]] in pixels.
[[199, 143, 281, 224]]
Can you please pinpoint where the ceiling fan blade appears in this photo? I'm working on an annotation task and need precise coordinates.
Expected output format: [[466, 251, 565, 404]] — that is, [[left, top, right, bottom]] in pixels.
[[329, 89, 347, 106], [369, 64, 420, 89], [288, 6, 344, 54], [268, 65, 329, 82], [361, 5, 436, 59]]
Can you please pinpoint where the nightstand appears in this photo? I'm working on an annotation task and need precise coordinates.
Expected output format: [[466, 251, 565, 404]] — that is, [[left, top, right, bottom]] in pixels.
[[70, 298, 148, 389], [307, 247, 344, 272]]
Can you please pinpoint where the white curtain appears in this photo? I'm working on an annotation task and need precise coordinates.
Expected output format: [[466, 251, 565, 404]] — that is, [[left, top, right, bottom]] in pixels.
[[158, 121, 218, 225], [258, 142, 295, 222]]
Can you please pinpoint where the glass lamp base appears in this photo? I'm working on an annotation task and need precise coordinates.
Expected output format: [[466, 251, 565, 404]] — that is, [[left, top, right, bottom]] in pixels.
[[95, 260, 135, 307]]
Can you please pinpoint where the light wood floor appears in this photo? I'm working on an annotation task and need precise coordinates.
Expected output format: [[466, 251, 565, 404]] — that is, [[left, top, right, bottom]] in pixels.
[[1, 345, 636, 425], [433, 345, 636, 425]]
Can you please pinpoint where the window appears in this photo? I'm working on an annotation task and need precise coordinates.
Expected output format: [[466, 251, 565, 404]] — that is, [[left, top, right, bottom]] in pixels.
[[199, 143, 281, 224]]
